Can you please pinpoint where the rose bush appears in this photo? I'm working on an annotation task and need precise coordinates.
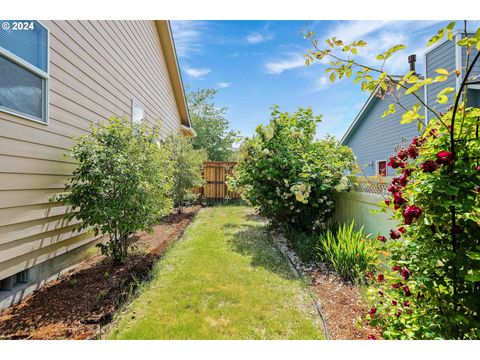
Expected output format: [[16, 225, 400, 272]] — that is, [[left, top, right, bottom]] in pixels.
[[235, 106, 356, 233], [366, 110, 480, 339]]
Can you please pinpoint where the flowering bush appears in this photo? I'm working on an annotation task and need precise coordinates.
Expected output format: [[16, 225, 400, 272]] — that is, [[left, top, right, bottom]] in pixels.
[[235, 106, 356, 233], [306, 21, 480, 339], [366, 110, 480, 339]]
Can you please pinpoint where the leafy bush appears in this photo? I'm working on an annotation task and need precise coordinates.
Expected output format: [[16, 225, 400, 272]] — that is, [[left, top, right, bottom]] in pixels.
[[235, 106, 356, 233], [283, 226, 320, 263], [56, 117, 174, 262], [317, 220, 380, 282], [164, 134, 206, 212]]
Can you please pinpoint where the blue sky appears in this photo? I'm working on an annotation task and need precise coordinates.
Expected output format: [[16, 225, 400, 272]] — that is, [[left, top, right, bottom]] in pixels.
[[171, 20, 454, 139]]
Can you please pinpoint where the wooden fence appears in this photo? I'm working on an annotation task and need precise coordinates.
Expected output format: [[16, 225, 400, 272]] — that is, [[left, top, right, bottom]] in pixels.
[[193, 161, 241, 201]]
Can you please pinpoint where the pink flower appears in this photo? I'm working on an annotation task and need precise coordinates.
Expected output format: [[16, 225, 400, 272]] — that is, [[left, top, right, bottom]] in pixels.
[[385, 198, 391, 206], [377, 235, 387, 243], [368, 335, 377, 340], [390, 229, 401, 239], [436, 151, 454, 165], [420, 160, 438, 173]]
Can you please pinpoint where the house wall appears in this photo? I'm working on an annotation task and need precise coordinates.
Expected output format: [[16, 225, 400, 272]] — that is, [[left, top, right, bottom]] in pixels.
[[0, 21, 183, 293], [343, 90, 423, 176], [424, 39, 457, 119]]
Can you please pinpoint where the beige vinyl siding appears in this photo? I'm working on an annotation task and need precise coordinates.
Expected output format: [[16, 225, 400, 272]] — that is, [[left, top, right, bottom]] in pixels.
[[0, 20, 183, 280]]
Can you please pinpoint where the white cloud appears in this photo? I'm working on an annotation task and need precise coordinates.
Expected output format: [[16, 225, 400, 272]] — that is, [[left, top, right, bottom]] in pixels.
[[216, 82, 230, 88], [183, 66, 211, 79], [170, 21, 205, 58], [312, 76, 331, 92], [246, 32, 273, 44], [265, 53, 306, 74]]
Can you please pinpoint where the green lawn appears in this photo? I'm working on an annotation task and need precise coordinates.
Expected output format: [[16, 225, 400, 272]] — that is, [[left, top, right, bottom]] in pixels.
[[108, 206, 323, 339]]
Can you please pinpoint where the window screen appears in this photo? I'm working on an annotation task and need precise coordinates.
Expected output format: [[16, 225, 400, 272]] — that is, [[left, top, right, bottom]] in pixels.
[[0, 20, 48, 72], [0, 20, 48, 123], [0, 54, 45, 120]]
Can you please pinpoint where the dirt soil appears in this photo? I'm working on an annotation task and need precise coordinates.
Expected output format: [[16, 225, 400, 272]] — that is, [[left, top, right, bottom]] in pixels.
[[308, 264, 382, 340], [0, 206, 200, 340]]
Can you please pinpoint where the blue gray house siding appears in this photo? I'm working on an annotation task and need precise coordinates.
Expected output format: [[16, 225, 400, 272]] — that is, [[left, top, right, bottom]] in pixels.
[[342, 89, 424, 176], [425, 39, 457, 119], [343, 33, 480, 177]]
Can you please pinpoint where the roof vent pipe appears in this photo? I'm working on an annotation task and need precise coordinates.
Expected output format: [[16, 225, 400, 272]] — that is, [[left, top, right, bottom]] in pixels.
[[408, 54, 416, 73]]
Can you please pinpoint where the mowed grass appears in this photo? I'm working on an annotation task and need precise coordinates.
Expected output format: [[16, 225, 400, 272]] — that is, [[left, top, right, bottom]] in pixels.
[[108, 206, 323, 340]]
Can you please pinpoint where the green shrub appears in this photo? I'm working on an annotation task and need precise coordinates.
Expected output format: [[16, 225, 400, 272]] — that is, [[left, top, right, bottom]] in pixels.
[[284, 226, 319, 263], [55, 117, 174, 263], [317, 220, 379, 282], [235, 106, 356, 233], [164, 134, 206, 212]]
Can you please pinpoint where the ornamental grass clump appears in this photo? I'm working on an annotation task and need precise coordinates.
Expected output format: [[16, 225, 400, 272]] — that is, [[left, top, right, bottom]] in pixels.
[[317, 220, 380, 283]]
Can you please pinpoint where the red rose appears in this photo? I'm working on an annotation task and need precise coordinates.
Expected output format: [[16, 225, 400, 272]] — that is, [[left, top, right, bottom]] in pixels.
[[390, 229, 401, 239], [392, 192, 406, 206], [385, 198, 391, 206], [436, 151, 454, 165], [368, 307, 377, 316], [398, 226, 406, 234], [396, 309, 403, 317], [388, 184, 400, 193], [392, 265, 401, 272], [392, 282, 403, 289], [377, 235, 387, 242], [388, 156, 405, 169], [403, 205, 423, 225], [401, 268, 411, 280], [407, 145, 418, 159], [391, 300, 398, 306], [403, 300, 410, 307], [377, 274, 385, 282], [403, 285, 411, 297], [420, 160, 438, 173], [368, 335, 377, 340], [397, 149, 409, 160]]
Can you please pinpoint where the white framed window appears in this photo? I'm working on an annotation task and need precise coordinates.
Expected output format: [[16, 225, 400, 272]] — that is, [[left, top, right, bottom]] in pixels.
[[376, 160, 387, 177], [0, 20, 49, 124], [131, 99, 145, 124]]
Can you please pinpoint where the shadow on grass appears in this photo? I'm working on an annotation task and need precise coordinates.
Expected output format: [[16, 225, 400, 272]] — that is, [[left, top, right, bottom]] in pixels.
[[228, 224, 295, 280]]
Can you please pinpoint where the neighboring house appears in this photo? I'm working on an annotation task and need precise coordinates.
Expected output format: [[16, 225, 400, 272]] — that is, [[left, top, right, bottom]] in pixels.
[[342, 31, 480, 177], [0, 20, 194, 309]]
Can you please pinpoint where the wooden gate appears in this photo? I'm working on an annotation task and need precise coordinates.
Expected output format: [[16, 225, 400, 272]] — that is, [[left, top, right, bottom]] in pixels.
[[194, 161, 240, 200]]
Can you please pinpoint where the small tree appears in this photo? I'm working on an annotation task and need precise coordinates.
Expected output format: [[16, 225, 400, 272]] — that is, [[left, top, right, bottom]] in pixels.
[[187, 88, 240, 161], [56, 117, 174, 263], [164, 134, 206, 213]]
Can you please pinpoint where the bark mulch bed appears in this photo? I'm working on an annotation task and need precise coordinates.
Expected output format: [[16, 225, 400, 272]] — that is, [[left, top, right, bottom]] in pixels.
[[308, 265, 382, 340], [273, 234, 382, 340], [0, 206, 200, 340]]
